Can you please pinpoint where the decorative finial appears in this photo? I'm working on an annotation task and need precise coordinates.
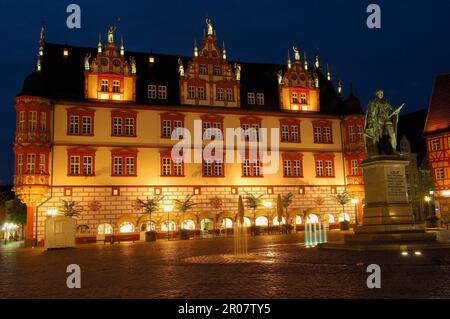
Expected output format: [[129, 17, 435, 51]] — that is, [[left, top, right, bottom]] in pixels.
[[222, 40, 227, 60], [178, 58, 185, 77], [234, 63, 241, 81], [36, 56, 42, 72], [194, 38, 198, 57], [130, 56, 136, 74], [107, 26, 116, 44], [39, 24, 45, 45], [314, 48, 320, 69], [326, 64, 331, 81], [277, 70, 283, 85], [293, 45, 300, 61], [287, 50, 291, 69], [120, 35, 124, 56], [206, 18, 214, 36], [98, 33, 102, 53], [84, 53, 91, 71], [337, 78, 342, 95], [303, 51, 308, 70]]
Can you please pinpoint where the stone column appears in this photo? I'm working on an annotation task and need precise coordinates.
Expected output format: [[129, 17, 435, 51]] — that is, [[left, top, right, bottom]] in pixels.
[[25, 206, 35, 244]]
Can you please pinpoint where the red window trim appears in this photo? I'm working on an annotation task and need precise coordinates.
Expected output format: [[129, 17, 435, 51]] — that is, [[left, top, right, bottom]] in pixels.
[[67, 107, 95, 136], [280, 118, 301, 143], [289, 88, 310, 105], [314, 153, 336, 178], [67, 147, 96, 177], [201, 114, 224, 141], [111, 109, 137, 137], [312, 120, 333, 144], [97, 74, 124, 94], [346, 155, 363, 176], [14, 146, 49, 175], [282, 152, 304, 178], [160, 151, 185, 177], [160, 112, 185, 139], [241, 154, 263, 178], [202, 149, 226, 177], [110, 148, 138, 177]]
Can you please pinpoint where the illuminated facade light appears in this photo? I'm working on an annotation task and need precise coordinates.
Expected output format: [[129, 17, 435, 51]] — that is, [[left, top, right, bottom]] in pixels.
[[63, 48, 69, 57], [298, 186, 305, 195], [267, 187, 274, 195], [193, 187, 201, 195], [149, 56, 155, 63], [47, 209, 58, 216], [154, 187, 162, 195], [442, 190, 450, 197], [112, 187, 120, 196], [401, 251, 409, 256], [231, 187, 238, 195], [414, 251, 422, 256], [64, 188, 73, 196]]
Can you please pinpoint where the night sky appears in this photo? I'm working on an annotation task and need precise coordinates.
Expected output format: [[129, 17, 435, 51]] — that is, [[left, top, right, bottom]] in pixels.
[[0, 0, 449, 185]]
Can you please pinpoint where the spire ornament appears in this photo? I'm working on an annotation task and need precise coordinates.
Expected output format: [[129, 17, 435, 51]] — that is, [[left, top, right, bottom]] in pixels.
[[326, 64, 331, 81], [222, 40, 227, 60], [98, 33, 102, 53], [120, 35, 124, 56], [194, 38, 198, 57], [107, 26, 116, 44], [293, 45, 300, 61], [303, 51, 308, 70], [206, 18, 214, 36], [337, 78, 342, 95], [287, 50, 291, 69], [178, 58, 185, 77], [314, 49, 320, 69], [84, 53, 91, 71]]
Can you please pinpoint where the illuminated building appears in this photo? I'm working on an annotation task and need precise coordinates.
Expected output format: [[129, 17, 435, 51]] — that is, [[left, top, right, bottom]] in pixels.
[[13, 21, 365, 244]]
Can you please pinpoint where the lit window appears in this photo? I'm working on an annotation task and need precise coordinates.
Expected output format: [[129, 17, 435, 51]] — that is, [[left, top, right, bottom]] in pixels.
[[255, 216, 268, 226], [221, 218, 233, 229], [161, 156, 183, 176], [213, 65, 221, 76], [325, 160, 334, 177], [247, 93, 255, 105], [431, 139, 441, 151], [69, 115, 79, 135], [28, 111, 37, 131], [307, 214, 319, 223], [293, 160, 302, 177], [119, 222, 135, 233], [226, 88, 233, 101], [351, 159, 359, 176], [252, 160, 261, 176], [316, 160, 324, 177], [256, 93, 264, 105], [283, 160, 291, 177], [26, 154, 36, 174], [83, 156, 93, 176], [161, 221, 176, 232], [113, 117, 123, 136], [124, 118, 135, 136], [101, 79, 109, 92], [162, 158, 171, 176], [281, 125, 289, 142], [295, 216, 302, 224], [125, 157, 135, 175], [291, 125, 299, 142], [97, 223, 113, 235], [82, 116, 92, 135], [243, 160, 251, 177], [69, 156, 80, 175], [162, 120, 171, 138], [357, 126, 364, 142], [199, 64, 207, 75], [291, 92, 299, 103], [203, 121, 222, 140], [328, 214, 335, 224], [197, 87, 205, 99], [435, 168, 445, 180], [188, 86, 196, 99], [158, 85, 167, 99], [323, 127, 332, 143], [19, 112, 25, 131], [349, 126, 356, 143], [182, 220, 196, 230], [173, 158, 183, 176], [39, 154, 46, 174], [338, 213, 350, 222], [314, 127, 322, 143], [217, 88, 224, 101], [113, 157, 123, 175], [148, 85, 157, 99], [112, 80, 120, 93], [173, 120, 183, 139], [300, 93, 307, 104], [273, 217, 285, 226], [17, 154, 23, 175]]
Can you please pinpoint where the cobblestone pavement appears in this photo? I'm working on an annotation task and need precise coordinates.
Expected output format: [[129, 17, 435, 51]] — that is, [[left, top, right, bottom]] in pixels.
[[1, 232, 450, 298]]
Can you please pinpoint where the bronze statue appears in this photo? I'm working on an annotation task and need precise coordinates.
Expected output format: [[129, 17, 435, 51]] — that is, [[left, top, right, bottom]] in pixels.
[[364, 90, 404, 156]]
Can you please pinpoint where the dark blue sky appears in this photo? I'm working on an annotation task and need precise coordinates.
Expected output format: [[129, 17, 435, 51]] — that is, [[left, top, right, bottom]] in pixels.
[[1, 0, 449, 185]]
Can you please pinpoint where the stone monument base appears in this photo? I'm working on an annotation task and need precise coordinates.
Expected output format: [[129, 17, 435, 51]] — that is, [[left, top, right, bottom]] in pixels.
[[336, 155, 436, 249]]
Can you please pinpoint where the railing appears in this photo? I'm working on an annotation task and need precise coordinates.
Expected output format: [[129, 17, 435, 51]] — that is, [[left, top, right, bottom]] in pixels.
[[15, 131, 50, 144], [14, 174, 49, 186]]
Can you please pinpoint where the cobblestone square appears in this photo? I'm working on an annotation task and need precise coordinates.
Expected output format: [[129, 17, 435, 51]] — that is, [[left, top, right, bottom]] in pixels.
[[1, 232, 450, 299]]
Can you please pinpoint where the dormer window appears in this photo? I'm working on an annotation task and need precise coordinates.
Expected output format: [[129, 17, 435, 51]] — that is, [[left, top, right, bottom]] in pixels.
[[200, 64, 208, 75], [112, 81, 120, 93], [292, 92, 299, 103], [300, 93, 307, 104], [101, 80, 109, 92], [213, 65, 221, 76], [256, 93, 264, 105]]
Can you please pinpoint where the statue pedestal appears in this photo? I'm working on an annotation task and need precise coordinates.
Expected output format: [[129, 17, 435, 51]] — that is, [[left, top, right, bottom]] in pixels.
[[344, 156, 436, 245]]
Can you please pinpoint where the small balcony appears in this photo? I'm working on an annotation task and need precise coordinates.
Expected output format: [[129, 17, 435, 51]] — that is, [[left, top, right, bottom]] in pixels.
[[14, 173, 49, 186]]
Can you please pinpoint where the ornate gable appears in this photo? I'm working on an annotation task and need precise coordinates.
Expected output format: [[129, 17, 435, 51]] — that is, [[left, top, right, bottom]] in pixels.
[[278, 46, 320, 112], [179, 19, 240, 107], [84, 27, 136, 102]]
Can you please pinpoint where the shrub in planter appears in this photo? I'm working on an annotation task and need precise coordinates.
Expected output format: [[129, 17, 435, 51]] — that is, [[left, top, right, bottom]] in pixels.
[[145, 230, 157, 242], [179, 229, 190, 240], [425, 215, 440, 228], [250, 226, 260, 236], [339, 220, 350, 231]]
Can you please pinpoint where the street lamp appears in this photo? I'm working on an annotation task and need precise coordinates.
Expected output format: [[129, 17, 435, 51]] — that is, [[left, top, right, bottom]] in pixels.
[[163, 204, 173, 241], [351, 198, 359, 225], [263, 201, 272, 234]]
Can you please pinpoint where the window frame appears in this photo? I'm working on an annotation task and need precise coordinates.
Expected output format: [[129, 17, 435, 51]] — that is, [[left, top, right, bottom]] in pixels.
[[67, 148, 96, 177], [111, 110, 137, 137], [111, 149, 138, 177]]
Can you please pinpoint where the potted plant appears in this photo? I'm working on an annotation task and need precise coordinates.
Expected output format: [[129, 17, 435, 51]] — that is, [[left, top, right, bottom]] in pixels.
[[244, 192, 264, 236], [334, 191, 353, 231], [137, 196, 163, 242], [174, 195, 196, 240], [281, 192, 295, 234]]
